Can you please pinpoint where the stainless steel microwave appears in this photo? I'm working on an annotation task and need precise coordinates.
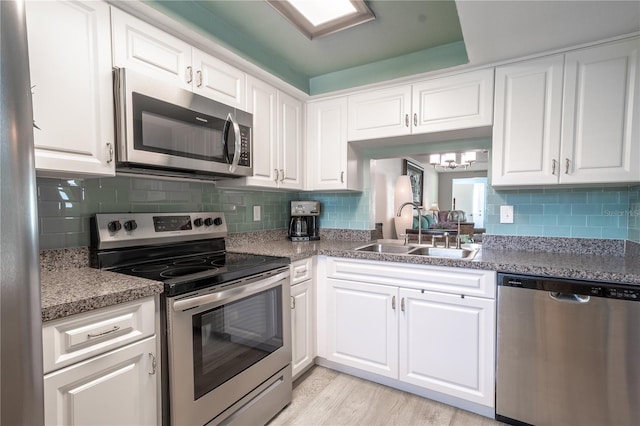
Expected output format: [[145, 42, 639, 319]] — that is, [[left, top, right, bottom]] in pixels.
[[113, 68, 252, 180]]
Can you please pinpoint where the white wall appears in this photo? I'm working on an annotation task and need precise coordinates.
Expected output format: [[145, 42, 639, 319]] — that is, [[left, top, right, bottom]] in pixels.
[[437, 170, 487, 210]]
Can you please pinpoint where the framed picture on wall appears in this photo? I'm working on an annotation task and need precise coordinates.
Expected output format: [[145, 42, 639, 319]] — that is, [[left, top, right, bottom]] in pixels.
[[402, 159, 424, 206]]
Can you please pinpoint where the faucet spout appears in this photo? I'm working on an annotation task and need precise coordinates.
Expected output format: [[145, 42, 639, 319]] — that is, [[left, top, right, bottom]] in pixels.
[[396, 202, 423, 245]]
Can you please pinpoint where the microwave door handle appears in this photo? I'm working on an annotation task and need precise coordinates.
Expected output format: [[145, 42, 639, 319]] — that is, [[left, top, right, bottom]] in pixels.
[[224, 113, 241, 173]]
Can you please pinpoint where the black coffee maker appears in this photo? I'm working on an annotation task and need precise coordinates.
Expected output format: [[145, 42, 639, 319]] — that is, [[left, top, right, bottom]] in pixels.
[[288, 200, 320, 241]]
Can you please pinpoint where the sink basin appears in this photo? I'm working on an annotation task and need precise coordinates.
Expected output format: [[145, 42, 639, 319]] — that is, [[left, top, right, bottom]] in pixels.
[[354, 243, 415, 254], [354, 242, 478, 260], [408, 246, 478, 260]]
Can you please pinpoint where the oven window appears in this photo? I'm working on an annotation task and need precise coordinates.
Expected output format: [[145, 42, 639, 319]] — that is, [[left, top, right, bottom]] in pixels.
[[133, 93, 226, 162], [192, 286, 283, 400]]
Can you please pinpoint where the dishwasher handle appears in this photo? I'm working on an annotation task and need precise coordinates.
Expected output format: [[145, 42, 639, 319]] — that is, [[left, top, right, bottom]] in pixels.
[[549, 292, 591, 304]]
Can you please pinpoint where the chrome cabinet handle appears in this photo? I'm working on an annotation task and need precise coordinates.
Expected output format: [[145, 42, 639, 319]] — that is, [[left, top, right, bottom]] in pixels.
[[280, 169, 285, 182], [565, 158, 570, 174], [87, 325, 120, 338], [551, 159, 557, 175], [187, 66, 193, 84], [401, 297, 405, 312], [148, 353, 157, 375], [274, 169, 279, 182], [106, 142, 113, 163], [405, 114, 409, 127], [290, 296, 295, 310], [340, 171, 344, 183], [197, 70, 203, 87], [392, 295, 396, 310], [413, 113, 417, 127]]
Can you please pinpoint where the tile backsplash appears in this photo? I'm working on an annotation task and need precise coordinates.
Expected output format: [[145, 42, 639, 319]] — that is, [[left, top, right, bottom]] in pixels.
[[37, 176, 638, 250], [629, 186, 640, 242], [37, 177, 296, 249], [485, 186, 636, 240]]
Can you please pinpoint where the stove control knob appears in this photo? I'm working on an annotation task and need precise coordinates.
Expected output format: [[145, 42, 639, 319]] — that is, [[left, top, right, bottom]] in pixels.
[[123, 220, 137, 231], [204, 218, 214, 227], [213, 217, 223, 226], [193, 218, 203, 227], [107, 220, 122, 233]]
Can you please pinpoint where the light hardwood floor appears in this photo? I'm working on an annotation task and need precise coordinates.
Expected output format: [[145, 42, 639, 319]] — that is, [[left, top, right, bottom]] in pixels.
[[269, 366, 504, 426]]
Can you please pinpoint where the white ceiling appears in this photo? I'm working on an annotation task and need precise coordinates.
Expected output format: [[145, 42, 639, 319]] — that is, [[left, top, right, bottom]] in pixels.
[[457, 0, 640, 66]]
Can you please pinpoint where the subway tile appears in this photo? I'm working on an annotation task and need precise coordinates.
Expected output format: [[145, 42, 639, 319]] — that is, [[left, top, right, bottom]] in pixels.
[[543, 204, 572, 215], [587, 215, 620, 227], [542, 226, 572, 237], [571, 204, 602, 215], [571, 227, 603, 238], [515, 225, 544, 236], [601, 227, 628, 240], [40, 217, 84, 234], [558, 214, 586, 226]]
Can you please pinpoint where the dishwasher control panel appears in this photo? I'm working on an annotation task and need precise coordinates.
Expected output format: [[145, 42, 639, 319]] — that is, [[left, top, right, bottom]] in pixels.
[[498, 273, 640, 302]]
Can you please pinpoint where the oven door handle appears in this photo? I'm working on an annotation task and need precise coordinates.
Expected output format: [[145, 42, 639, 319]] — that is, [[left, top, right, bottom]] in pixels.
[[172, 270, 289, 312]]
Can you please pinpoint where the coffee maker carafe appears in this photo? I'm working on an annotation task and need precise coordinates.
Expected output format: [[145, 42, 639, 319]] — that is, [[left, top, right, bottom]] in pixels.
[[288, 201, 320, 241]]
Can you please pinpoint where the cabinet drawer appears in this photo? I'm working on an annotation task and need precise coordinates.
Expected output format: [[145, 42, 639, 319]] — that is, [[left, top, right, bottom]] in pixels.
[[325, 257, 496, 299], [290, 258, 313, 285], [43, 296, 156, 374]]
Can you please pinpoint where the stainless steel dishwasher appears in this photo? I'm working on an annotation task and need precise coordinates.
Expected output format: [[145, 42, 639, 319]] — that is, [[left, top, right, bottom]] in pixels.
[[496, 273, 640, 426]]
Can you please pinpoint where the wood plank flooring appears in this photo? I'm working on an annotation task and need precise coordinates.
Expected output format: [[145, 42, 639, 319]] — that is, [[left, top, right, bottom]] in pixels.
[[269, 366, 504, 426]]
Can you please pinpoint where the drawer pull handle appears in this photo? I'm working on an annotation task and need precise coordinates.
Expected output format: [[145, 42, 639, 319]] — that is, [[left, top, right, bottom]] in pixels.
[[149, 353, 157, 375], [401, 297, 405, 312], [87, 325, 120, 338], [392, 295, 396, 310]]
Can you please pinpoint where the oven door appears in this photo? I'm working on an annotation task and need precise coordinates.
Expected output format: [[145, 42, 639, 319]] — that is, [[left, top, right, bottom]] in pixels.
[[114, 68, 252, 177], [166, 268, 291, 426]]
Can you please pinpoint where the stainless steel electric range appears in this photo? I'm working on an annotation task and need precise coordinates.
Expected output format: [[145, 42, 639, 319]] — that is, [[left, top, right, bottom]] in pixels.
[[90, 212, 292, 426]]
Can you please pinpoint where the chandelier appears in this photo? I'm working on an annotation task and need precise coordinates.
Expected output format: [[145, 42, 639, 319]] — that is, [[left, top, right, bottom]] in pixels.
[[429, 151, 476, 170]]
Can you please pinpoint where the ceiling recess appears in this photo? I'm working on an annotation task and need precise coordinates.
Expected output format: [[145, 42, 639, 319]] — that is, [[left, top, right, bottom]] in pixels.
[[266, 0, 375, 39]]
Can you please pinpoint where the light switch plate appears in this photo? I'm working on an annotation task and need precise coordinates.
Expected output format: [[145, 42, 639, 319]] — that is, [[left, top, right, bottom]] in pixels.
[[253, 205, 261, 222], [500, 205, 514, 223]]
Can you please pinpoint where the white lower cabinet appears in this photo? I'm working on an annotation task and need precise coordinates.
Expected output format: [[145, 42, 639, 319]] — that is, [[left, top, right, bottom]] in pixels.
[[42, 296, 159, 425], [398, 288, 495, 407], [320, 257, 496, 412], [290, 258, 316, 379], [326, 279, 398, 379], [44, 336, 157, 426]]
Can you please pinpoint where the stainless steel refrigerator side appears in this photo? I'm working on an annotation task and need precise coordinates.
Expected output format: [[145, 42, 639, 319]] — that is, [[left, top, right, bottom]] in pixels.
[[1, 1, 45, 424]]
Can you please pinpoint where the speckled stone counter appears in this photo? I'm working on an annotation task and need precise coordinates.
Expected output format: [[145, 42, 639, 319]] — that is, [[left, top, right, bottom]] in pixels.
[[40, 248, 163, 322], [229, 238, 640, 286]]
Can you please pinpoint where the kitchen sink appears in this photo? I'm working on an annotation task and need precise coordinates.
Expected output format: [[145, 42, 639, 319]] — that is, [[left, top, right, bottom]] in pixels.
[[354, 241, 478, 260], [354, 243, 415, 254], [407, 246, 478, 260]]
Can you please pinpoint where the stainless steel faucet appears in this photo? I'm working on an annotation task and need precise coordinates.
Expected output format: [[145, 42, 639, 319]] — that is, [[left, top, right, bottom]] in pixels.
[[397, 202, 423, 245]]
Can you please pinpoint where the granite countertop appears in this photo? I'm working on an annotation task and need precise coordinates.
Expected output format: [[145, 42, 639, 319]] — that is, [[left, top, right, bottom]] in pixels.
[[40, 248, 164, 322], [229, 239, 640, 286]]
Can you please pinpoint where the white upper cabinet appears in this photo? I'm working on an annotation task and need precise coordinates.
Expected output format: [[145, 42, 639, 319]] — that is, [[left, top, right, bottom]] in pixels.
[[278, 91, 304, 189], [111, 8, 246, 110], [493, 37, 640, 186], [219, 77, 304, 190], [347, 69, 494, 141], [27, 0, 115, 177], [492, 55, 565, 186], [560, 38, 640, 184], [411, 68, 494, 133], [307, 97, 361, 191], [348, 85, 412, 140]]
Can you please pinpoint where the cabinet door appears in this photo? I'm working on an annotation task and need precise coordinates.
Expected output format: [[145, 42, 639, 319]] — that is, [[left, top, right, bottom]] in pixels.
[[492, 55, 565, 186], [245, 76, 278, 187], [399, 288, 495, 408], [27, 0, 115, 177], [192, 49, 246, 110], [560, 38, 640, 184], [111, 7, 191, 90], [44, 336, 158, 426], [326, 279, 398, 378], [278, 91, 304, 190], [291, 280, 315, 379], [307, 98, 349, 190], [348, 86, 412, 141], [412, 68, 494, 134]]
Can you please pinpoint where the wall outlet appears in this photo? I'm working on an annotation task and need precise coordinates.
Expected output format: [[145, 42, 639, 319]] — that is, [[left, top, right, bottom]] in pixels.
[[500, 205, 514, 223], [253, 205, 261, 222]]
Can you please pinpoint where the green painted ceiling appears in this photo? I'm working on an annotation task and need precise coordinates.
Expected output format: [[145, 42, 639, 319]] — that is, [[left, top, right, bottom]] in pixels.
[[145, 0, 468, 95]]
